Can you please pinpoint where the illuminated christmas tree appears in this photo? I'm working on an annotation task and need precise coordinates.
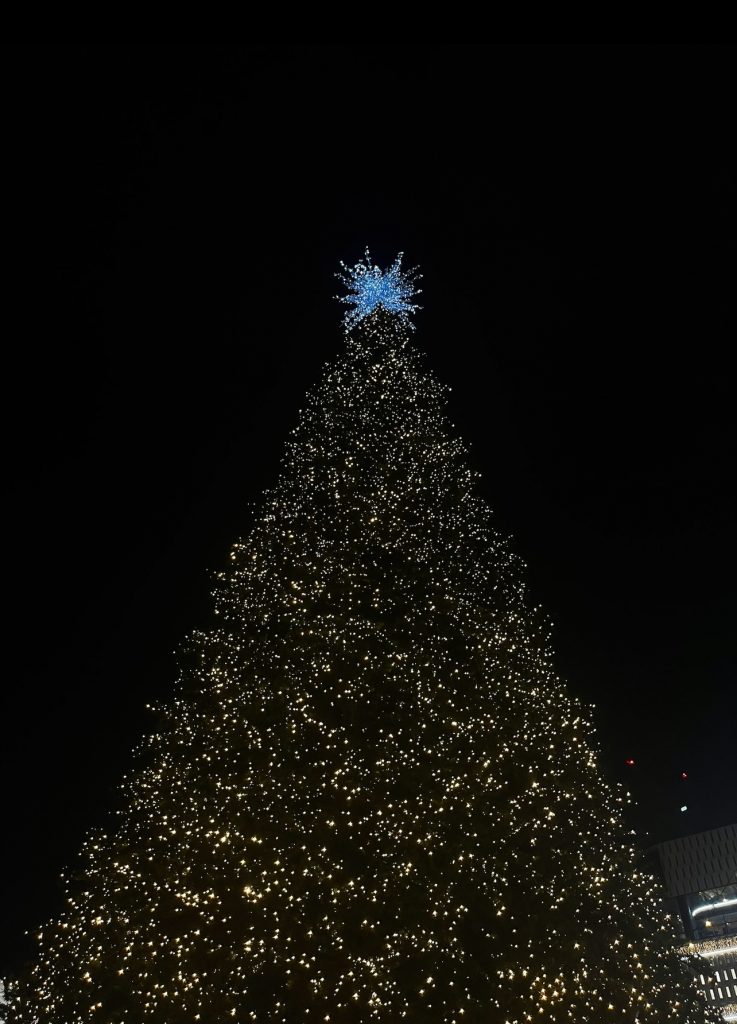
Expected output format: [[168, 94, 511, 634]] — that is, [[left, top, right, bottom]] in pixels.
[[9, 253, 715, 1022]]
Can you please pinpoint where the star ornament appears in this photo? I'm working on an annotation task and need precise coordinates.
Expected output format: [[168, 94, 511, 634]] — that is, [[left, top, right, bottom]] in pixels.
[[336, 248, 422, 329]]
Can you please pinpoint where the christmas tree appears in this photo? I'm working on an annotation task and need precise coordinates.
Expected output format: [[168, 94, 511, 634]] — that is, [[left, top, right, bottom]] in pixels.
[[9, 252, 713, 1022]]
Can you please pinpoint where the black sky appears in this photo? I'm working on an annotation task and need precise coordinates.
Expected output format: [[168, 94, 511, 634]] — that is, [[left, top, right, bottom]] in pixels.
[[1, 45, 735, 974]]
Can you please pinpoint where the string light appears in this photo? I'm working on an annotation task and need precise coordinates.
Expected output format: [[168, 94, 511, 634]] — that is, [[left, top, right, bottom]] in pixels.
[[5, 256, 716, 1022], [683, 938, 737, 960]]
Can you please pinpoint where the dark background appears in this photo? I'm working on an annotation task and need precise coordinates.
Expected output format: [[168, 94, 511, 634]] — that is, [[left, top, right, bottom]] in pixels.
[[1, 45, 734, 975]]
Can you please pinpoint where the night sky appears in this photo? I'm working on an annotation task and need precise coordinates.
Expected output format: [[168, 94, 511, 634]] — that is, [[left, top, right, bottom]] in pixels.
[[2, 45, 735, 975]]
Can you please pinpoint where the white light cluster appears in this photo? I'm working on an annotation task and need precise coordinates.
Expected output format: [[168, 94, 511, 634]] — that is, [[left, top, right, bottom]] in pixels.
[[6, 282, 718, 1022], [684, 936, 737, 960]]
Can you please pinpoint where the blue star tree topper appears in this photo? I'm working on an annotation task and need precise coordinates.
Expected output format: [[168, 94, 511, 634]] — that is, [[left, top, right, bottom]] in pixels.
[[336, 248, 422, 329]]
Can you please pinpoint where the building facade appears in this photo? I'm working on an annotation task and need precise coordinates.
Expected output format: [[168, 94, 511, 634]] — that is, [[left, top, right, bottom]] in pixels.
[[653, 823, 737, 1021]]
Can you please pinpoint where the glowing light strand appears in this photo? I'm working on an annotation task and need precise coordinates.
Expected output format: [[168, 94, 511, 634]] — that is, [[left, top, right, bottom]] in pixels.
[[692, 898, 737, 919]]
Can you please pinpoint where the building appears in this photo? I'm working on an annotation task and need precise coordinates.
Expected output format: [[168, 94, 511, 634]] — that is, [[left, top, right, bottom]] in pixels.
[[653, 823, 737, 1021]]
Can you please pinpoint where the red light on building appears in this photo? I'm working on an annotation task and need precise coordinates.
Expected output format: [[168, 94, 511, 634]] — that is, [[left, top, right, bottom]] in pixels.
[[681, 771, 688, 780], [625, 759, 635, 766]]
